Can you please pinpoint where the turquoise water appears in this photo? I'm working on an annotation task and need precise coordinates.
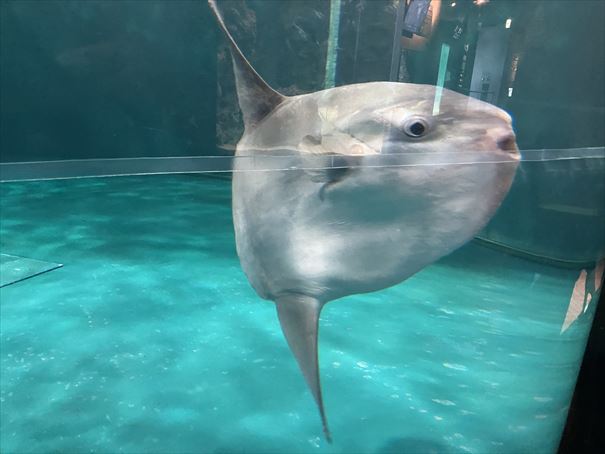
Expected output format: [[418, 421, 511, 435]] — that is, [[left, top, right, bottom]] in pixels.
[[0, 175, 597, 453]]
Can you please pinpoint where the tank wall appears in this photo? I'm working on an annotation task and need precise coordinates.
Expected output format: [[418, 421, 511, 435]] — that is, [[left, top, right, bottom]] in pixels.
[[3, 1, 603, 158], [0, 0, 217, 162]]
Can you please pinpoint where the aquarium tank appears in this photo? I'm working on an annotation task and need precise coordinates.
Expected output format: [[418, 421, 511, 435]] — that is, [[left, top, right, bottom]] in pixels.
[[1, 1, 604, 453]]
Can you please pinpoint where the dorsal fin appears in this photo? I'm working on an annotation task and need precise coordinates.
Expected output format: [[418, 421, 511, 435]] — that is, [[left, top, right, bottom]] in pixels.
[[208, 0, 286, 129], [276, 294, 332, 443]]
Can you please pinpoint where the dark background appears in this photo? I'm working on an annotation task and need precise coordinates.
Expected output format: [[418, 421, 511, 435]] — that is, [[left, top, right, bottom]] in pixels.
[[2, 0, 604, 161], [0, 0, 217, 161], [559, 289, 605, 454]]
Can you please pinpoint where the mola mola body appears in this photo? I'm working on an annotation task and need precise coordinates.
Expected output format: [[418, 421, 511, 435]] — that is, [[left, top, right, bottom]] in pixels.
[[208, 0, 519, 442]]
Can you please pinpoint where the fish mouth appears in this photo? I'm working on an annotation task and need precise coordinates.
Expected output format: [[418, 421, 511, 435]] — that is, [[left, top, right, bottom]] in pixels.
[[497, 134, 518, 152], [493, 131, 520, 159]]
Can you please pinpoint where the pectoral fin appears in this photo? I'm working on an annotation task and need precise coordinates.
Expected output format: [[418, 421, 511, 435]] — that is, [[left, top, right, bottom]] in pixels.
[[298, 135, 352, 189], [276, 295, 332, 443]]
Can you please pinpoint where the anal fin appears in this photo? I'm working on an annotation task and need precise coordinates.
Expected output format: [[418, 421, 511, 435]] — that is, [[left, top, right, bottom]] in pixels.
[[275, 294, 332, 443]]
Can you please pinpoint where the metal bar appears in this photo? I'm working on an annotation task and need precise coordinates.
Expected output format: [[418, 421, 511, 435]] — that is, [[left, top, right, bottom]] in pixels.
[[389, 0, 407, 81]]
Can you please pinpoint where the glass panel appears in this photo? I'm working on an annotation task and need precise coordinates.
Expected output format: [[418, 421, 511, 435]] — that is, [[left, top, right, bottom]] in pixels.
[[2, 154, 603, 452], [0, 254, 62, 287], [1, 1, 603, 453]]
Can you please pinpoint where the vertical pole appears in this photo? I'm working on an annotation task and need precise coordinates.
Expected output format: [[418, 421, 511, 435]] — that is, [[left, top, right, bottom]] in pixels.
[[389, 0, 407, 81], [432, 43, 450, 115], [324, 0, 342, 89], [352, 3, 363, 82]]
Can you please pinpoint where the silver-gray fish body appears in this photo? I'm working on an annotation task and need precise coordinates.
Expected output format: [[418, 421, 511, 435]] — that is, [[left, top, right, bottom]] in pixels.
[[233, 82, 518, 304]]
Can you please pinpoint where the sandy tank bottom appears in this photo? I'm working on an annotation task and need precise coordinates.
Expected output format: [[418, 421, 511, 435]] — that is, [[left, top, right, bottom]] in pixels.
[[0, 175, 597, 453]]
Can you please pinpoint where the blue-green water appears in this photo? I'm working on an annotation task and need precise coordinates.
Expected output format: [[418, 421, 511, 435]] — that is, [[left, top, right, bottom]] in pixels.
[[0, 175, 597, 453]]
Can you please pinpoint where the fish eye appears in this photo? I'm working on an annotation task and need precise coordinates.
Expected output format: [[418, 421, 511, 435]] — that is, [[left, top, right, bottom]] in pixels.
[[403, 117, 429, 138]]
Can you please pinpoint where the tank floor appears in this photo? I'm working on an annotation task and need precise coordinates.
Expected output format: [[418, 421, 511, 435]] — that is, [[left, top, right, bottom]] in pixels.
[[0, 175, 594, 453]]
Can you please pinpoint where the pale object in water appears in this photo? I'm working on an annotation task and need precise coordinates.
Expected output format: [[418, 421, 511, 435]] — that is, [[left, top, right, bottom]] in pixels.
[[561, 260, 604, 331], [561, 269, 588, 333], [208, 0, 519, 441]]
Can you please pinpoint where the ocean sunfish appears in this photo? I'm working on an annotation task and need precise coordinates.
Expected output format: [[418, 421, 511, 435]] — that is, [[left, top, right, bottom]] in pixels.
[[208, 0, 519, 442]]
